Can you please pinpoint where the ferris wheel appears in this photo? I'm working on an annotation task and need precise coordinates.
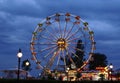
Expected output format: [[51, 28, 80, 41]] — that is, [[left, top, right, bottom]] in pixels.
[[30, 13, 96, 74]]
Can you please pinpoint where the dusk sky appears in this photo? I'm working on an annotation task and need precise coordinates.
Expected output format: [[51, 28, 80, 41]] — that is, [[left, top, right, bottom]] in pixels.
[[0, 0, 120, 77]]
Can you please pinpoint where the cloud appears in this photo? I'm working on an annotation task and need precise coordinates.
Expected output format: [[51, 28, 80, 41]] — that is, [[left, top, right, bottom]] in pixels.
[[0, 0, 42, 17]]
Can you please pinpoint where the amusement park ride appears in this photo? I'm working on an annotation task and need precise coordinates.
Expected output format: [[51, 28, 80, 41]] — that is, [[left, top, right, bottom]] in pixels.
[[30, 12, 96, 80]]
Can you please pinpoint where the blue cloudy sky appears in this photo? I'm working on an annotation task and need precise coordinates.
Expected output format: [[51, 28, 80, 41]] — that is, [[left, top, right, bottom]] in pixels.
[[0, 0, 120, 77]]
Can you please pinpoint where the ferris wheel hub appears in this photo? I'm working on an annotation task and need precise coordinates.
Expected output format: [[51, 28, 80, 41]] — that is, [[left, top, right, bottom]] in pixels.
[[57, 38, 68, 50]]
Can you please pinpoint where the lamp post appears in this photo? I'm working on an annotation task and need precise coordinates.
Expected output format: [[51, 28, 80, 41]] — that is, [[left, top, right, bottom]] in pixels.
[[66, 67, 69, 81], [17, 48, 23, 80], [109, 63, 113, 81], [25, 59, 30, 79]]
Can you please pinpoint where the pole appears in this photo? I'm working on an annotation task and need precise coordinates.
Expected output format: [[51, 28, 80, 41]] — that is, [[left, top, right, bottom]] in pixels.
[[26, 71, 28, 79], [108, 71, 109, 80], [17, 58, 20, 80], [111, 69, 112, 81], [67, 72, 68, 81]]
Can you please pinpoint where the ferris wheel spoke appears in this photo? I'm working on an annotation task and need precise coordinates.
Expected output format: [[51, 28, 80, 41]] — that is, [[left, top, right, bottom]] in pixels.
[[71, 46, 84, 53], [40, 35, 56, 42], [40, 49, 60, 67], [71, 46, 90, 57], [67, 49, 82, 68], [67, 36, 84, 42], [58, 21, 63, 38], [46, 50, 60, 68], [45, 28, 59, 41], [55, 15, 63, 38], [66, 48, 76, 66], [47, 21, 59, 39], [56, 52, 61, 66], [62, 50, 67, 68], [50, 21, 61, 39], [63, 21, 67, 38], [66, 28, 81, 40], [42, 48, 58, 66], [46, 53, 56, 69], [68, 42, 84, 45], [40, 45, 57, 52], [68, 49, 79, 58], [64, 23, 75, 39], [37, 42, 56, 45]]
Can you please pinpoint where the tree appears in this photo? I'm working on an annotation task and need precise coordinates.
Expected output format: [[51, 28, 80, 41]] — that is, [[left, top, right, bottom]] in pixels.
[[88, 53, 108, 70], [73, 40, 85, 68], [65, 40, 85, 69]]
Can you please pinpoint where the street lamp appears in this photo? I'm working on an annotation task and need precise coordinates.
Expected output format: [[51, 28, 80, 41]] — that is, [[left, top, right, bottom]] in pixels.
[[109, 63, 113, 81], [25, 59, 30, 79], [17, 48, 23, 80], [66, 67, 70, 81]]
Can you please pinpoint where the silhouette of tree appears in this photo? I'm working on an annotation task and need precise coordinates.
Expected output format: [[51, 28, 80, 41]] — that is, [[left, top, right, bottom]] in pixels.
[[65, 40, 85, 69], [72, 40, 85, 68], [88, 53, 108, 70]]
